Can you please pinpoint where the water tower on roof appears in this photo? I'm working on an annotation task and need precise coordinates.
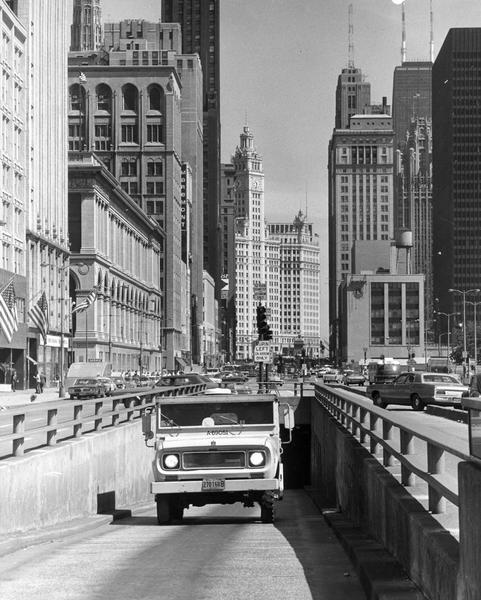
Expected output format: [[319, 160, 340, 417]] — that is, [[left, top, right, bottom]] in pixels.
[[395, 227, 413, 274]]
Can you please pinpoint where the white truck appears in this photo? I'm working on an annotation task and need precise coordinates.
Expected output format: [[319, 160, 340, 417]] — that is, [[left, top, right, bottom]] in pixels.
[[142, 393, 295, 524]]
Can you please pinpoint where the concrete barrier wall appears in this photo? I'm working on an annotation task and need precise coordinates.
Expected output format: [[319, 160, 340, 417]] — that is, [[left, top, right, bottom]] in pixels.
[[310, 399, 460, 600], [0, 421, 153, 535]]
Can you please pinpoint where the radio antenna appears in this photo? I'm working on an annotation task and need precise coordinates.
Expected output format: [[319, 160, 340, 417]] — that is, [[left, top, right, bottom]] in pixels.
[[348, 4, 354, 68]]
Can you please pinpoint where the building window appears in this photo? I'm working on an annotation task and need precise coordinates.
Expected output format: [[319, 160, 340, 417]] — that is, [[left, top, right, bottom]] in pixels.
[[147, 161, 163, 176], [122, 84, 138, 112], [121, 160, 137, 176], [96, 84, 112, 112], [121, 124, 138, 143], [147, 124, 163, 143]]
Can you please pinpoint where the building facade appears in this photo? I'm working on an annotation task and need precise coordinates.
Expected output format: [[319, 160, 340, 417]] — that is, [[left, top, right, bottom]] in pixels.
[[161, 0, 221, 294], [268, 212, 322, 359], [232, 127, 280, 360], [68, 153, 164, 372], [328, 113, 395, 361], [70, 0, 103, 52], [433, 29, 481, 325], [335, 67, 371, 130]]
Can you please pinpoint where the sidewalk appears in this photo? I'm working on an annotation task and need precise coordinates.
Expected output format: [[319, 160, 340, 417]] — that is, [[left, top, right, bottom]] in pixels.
[[0, 387, 63, 409]]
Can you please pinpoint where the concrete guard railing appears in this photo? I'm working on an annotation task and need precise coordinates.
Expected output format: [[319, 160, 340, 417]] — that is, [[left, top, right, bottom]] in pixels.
[[1, 384, 207, 459], [315, 384, 470, 525]]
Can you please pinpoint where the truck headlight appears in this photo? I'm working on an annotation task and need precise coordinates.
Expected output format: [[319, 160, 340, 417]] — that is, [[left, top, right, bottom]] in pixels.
[[248, 451, 266, 467], [162, 453, 180, 469]]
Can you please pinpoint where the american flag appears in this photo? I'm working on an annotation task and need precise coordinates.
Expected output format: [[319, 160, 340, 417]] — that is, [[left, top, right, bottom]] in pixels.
[[72, 287, 98, 314], [0, 279, 18, 343], [28, 291, 49, 343]]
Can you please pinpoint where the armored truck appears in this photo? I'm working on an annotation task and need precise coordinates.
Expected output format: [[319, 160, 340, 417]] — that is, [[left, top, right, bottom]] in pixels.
[[142, 393, 295, 524]]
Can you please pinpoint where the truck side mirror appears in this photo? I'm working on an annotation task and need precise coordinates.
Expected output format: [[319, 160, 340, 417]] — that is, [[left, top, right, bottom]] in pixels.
[[281, 404, 295, 431], [142, 414, 154, 442]]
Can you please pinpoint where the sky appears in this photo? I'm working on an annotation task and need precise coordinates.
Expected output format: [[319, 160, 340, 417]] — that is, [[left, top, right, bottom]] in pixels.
[[80, 0, 481, 336]]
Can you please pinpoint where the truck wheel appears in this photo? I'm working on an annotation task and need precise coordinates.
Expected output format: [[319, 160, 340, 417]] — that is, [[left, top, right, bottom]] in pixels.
[[169, 497, 184, 521], [411, 394, 425, 411], [260, 492, 275, 524], [372, 392, 387, 409], [156, 496, 171, 525]]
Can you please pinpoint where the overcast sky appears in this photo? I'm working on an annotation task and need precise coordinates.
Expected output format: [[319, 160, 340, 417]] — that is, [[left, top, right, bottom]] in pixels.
[[83, 0, 481, 337]]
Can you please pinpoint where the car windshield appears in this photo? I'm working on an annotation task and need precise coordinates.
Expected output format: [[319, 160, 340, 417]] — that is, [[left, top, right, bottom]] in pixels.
[[158, 401, 274, 427], [74, 378, 96, 385]]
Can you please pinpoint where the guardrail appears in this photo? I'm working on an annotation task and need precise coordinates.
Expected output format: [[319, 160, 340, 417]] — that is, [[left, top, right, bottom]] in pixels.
[[0, 384, 206, 459], [315, 383, 470, 521]]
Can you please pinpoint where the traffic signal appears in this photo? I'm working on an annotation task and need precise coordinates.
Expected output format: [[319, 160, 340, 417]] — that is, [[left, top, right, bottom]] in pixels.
[[256, 304, 271, 340]]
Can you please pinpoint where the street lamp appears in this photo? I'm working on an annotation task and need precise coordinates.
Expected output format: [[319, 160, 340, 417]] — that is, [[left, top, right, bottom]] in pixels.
[[434, 311, 460, 364], [448, 289, 480, 373], [466, 300, 481, 371]]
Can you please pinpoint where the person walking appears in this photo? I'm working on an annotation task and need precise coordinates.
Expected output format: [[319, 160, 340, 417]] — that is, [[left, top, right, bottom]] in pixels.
[[34, 372, 41, 393], [39, 371, 46, 393], [11, 369, 17, 392]]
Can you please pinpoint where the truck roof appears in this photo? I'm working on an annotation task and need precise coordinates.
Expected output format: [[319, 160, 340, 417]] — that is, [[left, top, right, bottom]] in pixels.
[[155, 394, 277, 405]]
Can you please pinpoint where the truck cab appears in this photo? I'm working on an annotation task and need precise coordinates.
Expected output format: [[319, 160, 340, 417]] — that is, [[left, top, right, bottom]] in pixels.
[[142, 393, 295, 524]]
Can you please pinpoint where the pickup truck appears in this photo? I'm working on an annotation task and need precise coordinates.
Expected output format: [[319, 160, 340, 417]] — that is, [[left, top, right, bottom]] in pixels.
[[142, 393, 295, 524], [366, 371, 468, 411]]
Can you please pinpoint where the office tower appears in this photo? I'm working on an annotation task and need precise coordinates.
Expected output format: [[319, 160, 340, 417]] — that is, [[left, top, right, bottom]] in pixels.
[[232, 127, 280, 361], [328, 114, 394, 361], [268, 212, 322, 359], [161, 0, 221, 295], [220, 163, 236, 362], [71, 0, 103, 52], [68, 20, 204, 370], [335, 67, 371, 130], [433, 28, 481, 318], [392, 62, 432, 150]]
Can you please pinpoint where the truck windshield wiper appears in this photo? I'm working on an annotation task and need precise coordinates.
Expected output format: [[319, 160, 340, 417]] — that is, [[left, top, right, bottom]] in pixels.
[[215, 414, 241, 425], [159, 411, 180, 427]]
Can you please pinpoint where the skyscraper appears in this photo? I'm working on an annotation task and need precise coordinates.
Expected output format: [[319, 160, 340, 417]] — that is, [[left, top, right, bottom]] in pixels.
[[161, 0, 221, 293], [433, 28, 481, 316], [71, 0, 103, 52], [335, 67, 371, 130]]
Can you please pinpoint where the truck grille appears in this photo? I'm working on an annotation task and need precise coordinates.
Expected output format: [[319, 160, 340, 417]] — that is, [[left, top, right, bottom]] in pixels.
[[183, 451, 245, 469]]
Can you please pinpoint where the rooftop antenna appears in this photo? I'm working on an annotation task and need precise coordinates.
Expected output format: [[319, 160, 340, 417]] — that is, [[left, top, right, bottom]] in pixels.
[[401, 1, 407, 63], [348, 4, 354, 68], [305, 182, 308, 219], [429, 0, 434, 62]]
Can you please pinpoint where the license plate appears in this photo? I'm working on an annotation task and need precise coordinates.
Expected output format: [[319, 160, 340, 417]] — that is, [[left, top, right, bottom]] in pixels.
[[201, 478, 225, 491]]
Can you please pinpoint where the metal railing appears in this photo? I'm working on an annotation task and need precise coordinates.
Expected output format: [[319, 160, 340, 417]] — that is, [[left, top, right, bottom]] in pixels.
[[0, 384, 206, 459], [315, 384, 470, 518]]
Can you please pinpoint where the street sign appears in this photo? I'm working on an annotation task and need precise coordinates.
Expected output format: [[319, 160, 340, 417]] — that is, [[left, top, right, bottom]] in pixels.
[[254, 341, 273, 364]]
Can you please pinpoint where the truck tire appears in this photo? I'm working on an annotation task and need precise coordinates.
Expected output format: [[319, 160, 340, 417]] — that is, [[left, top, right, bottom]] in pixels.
[[372, 392, 387, 409], [260, 492, 275, 523], [411, 394, 425, 411], [156, 496, 171, 525], [169, 496, 184, 521]]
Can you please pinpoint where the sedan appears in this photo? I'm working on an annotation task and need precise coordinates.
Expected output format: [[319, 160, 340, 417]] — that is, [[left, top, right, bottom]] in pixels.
[[96, 377, 117, 395], [221, 372, 248, 383], [68, 378, 107, 399], [342, 371, 366, 386], [366, 371, 469, 410]]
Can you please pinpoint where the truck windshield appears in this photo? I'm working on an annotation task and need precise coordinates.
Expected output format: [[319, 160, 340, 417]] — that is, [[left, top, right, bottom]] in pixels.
[[158, 401, 274, 427]]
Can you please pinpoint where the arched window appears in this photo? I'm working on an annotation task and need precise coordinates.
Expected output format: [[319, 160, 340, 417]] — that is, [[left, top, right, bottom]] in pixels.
[[69, 84, 85, 112], [148, 85, 164, 112], [122, 84, 138, 112], [96, 84, 112, 113]]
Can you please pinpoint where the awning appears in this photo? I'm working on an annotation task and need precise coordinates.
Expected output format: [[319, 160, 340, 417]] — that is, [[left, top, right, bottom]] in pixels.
[[175, 357, 188, 369]]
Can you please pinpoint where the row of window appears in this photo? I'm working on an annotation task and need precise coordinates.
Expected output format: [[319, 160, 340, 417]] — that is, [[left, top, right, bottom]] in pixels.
[[69, 83, 164, 114]]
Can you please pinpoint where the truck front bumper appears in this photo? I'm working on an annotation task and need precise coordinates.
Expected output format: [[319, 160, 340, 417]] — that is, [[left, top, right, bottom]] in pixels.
[[151, 478, 281, 494]]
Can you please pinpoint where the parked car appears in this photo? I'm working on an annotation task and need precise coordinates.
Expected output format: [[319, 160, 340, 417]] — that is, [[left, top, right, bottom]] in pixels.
[[96, 377, 117, 395], [111, 376, 127, 390], [366, 371, 469, 411], [342, 370, 366, 386], [267, 374, 284, 386], [68, 377, 108, 399], [221, 372, 248, 383]]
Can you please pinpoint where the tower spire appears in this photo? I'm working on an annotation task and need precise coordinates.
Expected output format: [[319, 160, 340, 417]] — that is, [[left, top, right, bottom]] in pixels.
[[348, 4, 354, 68], [429, 0, 434, 62]]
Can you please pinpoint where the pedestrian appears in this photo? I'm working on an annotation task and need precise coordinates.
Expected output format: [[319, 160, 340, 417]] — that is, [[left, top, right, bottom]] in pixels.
[[11, 368, 17, 392], [39, 371, 46, 393], [34, 372, 41, 393]]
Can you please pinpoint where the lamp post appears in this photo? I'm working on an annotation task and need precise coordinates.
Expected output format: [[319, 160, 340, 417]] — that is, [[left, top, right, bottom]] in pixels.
[[448, 288, 480, 373], [466, 300, 481, 371], [435, 311, 460, 364]]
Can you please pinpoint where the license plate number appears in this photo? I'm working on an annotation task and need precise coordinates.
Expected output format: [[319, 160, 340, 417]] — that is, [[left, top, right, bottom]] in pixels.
[[201, 478, 225, 491]]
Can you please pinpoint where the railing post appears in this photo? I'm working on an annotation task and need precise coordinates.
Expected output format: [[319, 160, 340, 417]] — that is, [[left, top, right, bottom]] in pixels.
[[13, 413, 25, 456], [94, 401, 103, 431], [400, 429, 415, 486], [427, 442, 446, 513], [340, 398, 346, 425], [73, 404, 82, 437], [369, 413, 379, 455], [359, 407, 367, 444], [47, 408, 57, 446], [350, 403, 359, 436], [382, 421, 394, 466], [112, 399, 120, 426]]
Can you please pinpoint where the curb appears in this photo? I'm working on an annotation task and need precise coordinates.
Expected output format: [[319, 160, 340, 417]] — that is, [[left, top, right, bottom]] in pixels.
[[322, 510, 427, 600]]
